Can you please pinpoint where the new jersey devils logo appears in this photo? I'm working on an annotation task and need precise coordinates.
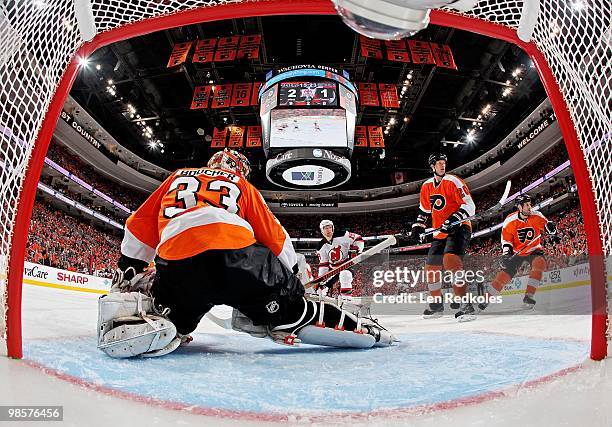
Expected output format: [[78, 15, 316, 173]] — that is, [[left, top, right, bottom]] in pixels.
[[328, 246, 344, 263], [517, 227, 536, 243], [430, 194, 446, 211]]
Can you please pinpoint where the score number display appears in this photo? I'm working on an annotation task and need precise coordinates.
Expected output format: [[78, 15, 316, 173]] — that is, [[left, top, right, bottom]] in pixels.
[[278, 81, 338, 106]]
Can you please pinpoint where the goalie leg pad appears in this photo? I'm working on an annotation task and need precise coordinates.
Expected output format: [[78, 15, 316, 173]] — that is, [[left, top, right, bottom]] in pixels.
[[98, 292, 179, 358], [297, 325, 376, 348]]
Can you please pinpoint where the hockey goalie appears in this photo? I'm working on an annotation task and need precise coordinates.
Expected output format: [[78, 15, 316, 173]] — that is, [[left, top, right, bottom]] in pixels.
[[98, 149, 396, 358]]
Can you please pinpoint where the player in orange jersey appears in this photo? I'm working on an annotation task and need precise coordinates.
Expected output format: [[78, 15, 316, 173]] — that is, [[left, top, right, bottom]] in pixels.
[[98, 149, 394, 358], [410, 153, 476, 319], [481, 194, 558, 309]]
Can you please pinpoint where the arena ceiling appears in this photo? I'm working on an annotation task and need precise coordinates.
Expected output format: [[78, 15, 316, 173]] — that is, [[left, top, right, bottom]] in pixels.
[[69, 15, 546, 190]]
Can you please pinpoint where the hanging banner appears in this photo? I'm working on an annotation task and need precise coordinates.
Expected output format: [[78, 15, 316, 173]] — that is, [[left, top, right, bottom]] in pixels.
[[167, 41, 193, 67], [368, 126, 385, 147], [407, 40, 435, 64], [237, 34, 262, 60], [214, 36, 239, 62], [193, 38, 217, 63], [385, 39, 410, 62], [211, 128, 228, 147], [230, 83, 253, 107], [190, 85, 212, 109], [251, 82, 263, 105], [379, 83, 400, 108], [430, 42, 457, 69], [246, 126, 262, 148], [228, 126, 245, 147], [354, 125, 368, 147], [211, 84, 233, 108], [359, 35, 383, 59], [358, 82, 380, 107]]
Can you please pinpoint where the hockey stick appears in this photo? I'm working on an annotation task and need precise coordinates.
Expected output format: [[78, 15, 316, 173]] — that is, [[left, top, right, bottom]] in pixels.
[[304, 235, 397, 290], [420, 180, 511, 238], [205, 312, 232, 329]]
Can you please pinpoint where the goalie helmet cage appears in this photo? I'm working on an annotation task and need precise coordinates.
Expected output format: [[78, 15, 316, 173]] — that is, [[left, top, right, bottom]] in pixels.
[[0, 0, 609, 360]]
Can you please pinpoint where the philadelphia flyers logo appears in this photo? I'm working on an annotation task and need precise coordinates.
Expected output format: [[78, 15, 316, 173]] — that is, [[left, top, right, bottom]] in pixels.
[[328, 246, 344, 263], [430, 195, 446, 211], [517, 227, 536, 243]]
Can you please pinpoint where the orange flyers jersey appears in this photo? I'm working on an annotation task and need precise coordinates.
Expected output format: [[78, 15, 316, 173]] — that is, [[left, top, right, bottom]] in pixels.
[[419, 174, 475, 239], [501, 210, 549, 255], [120, 167, 297, 269]]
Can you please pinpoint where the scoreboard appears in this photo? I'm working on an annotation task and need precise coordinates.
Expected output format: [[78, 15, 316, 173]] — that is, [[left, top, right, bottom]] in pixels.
[[278, 82, 338, 106]]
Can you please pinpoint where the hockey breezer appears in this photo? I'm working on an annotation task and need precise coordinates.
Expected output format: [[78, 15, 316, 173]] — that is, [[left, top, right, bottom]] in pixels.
[[305, 235, 397, 290], [98, 149, 397, 358]]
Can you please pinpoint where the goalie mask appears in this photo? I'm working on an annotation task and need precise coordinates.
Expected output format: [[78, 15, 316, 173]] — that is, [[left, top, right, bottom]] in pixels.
[[331, 0, 478, 40], [207, 148, 251, 179]]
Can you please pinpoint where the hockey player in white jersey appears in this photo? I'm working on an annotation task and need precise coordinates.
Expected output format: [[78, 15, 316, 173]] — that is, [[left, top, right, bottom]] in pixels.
[[317, 219, 365, 297]]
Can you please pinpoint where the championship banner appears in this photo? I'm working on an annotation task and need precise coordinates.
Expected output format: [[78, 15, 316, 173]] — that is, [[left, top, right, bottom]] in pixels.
[[211, 127, 228, 147], [237, 34, 262, 60], [251, 82, 263, 105], [430, 42, 457, 69], [228, 126, 245, 147], [246, 126, 262, 148], [385, 39, 410, 62], [211, 84, 233, 108], [167, 41, 193, 67], [214, 35, 239, 62], [359, 35, 383, 59], [368, 126, 385, 147], [407, 40, 435, 64], [190, 85, 212, 109], [230, 83, 253, 107], [354, 125, 368, 147], [192, 38, 217, 63], [379, 83, 400, 108], [358, 82, 380, 107]]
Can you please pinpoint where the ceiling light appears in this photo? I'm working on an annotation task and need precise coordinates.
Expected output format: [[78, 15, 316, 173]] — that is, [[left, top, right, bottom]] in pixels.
[[466, 134, 475, 142], [95, 64, 101, 70], [389, 117, 396, 125], [481, 104, 491, 115], [77, 56, 90, 68]]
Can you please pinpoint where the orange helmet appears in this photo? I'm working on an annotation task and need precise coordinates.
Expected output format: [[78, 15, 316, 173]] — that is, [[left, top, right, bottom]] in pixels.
[[207, 148, 251, 179]]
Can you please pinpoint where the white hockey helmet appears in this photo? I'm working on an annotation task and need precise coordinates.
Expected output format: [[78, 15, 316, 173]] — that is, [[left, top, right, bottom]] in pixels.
[[320, 219, 334, 233], [207, 148, 251, 179], [331, 0, 478, 40]]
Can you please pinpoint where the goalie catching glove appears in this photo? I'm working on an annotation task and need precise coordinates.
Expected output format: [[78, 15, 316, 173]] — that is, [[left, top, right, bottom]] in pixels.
[[111, 255, 156, 293]]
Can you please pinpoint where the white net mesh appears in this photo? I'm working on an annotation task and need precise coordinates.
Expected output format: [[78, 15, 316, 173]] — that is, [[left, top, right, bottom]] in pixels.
[[0, 0, 609, 352]]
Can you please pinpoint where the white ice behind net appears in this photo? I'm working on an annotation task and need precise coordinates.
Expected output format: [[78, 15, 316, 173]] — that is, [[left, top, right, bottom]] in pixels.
[[0, 0, 610, 344]]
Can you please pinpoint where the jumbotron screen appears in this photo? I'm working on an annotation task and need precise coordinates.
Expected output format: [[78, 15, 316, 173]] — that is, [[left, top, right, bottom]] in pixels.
[[278, 81, 338, 106], [269, 108, 347, 148]]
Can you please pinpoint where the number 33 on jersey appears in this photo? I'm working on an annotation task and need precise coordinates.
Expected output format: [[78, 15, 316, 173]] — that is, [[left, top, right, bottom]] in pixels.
[[121, 167, 297, 269]]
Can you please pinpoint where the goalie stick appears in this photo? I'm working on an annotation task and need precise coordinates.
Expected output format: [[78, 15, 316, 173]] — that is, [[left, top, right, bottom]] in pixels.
[[419, 180, 512, 238], [304, 235, 397, 289]]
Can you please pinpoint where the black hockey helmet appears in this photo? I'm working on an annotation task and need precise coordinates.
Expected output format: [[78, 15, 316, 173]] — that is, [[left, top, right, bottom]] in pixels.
[[428, 153, 447, 166], [515, 194, 532, 207]]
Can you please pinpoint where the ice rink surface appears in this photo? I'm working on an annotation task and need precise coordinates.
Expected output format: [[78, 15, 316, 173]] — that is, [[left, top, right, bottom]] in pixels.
[[1, 284, 611, 426]]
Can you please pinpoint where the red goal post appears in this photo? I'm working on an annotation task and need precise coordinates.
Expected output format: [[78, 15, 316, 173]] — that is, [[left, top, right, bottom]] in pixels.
[[0, 0, 609, 360]]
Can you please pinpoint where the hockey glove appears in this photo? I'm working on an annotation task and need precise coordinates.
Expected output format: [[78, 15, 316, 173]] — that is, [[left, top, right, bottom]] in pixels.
[[499, 245, 514, 271], [111, 255, 155, 293], [410, 211, 428, 243], [441, 209, 469, 234]]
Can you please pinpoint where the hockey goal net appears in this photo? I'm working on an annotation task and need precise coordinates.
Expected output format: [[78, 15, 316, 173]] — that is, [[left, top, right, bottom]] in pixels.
[[0, 0, 609, 359]]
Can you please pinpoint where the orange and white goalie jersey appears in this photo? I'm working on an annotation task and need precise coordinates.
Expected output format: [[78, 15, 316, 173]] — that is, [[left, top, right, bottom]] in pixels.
[[418, 174, 475, 239], [501, 210, 549, 256], [317, 231, 364, 276], [120, 167, 297, 269]]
